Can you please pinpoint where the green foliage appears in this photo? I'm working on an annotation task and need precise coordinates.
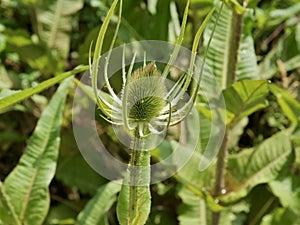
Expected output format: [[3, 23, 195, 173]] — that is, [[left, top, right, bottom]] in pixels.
[[0, 78, 71, 225], [203, 3, 259, 89], [0, 182, 20, 225], [117, 149, 151, 225], [0, 66, 88, 112], [269, 171, 300, 215], [56, 130, 108, 195], [223, 80, 269, 126], [1, 0, 300, 224], [76, 181, 121, 225], [35, 0, 83, 59], [225, 129, 293, 202], [4, 29, 63, 75], [261, 208, 299, 225], [177, 186, 207, 225], [270, 84, 300, 125]]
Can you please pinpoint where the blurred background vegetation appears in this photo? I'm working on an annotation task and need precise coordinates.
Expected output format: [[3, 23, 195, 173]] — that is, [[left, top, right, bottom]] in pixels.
[[0, 0, 300, 224]]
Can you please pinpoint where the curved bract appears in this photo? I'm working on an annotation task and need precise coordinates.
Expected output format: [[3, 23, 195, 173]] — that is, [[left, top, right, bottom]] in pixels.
[[89, 0, 217, 139], [87, 0, 219, 224]]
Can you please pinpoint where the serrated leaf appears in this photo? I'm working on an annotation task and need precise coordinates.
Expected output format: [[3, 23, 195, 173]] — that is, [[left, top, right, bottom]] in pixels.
[[237, 34, 259, 80], [76, 181, 121, 225], [36, 0, 83, 58], [2, 78, 72, 225], [223, 129, 293, 203], [0, 182, 21, 225], [203, 3, 259, 89], [177, 186, 207, 225], [223, 80, 269, 126]]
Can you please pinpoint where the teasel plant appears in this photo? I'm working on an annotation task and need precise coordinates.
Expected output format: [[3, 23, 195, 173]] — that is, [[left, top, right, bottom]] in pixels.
[[88, 0, 224, 224]]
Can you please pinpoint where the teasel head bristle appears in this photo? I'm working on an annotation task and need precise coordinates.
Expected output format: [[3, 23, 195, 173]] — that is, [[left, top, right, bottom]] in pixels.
[[126, 62, 167, 122]]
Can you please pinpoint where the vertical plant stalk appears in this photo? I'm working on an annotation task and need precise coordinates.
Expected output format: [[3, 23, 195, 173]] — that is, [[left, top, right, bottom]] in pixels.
[[213, 131, 228, 195], [117, 128, 151, 225], [212, 7, 244, 225], [226, 10, 243, 87], [128, 130, 151, 224], [212, 131, 228, 225]]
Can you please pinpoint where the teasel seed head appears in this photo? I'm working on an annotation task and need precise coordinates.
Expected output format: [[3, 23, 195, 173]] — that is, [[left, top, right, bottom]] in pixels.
[[125, 62, 167, 122]]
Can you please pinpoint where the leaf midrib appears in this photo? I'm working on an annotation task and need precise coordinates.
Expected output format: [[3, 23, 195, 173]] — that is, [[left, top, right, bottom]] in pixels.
[[242, 149, 291, 188], [49, 0, 64, 48], [228, 81, 268, 127], [19, 92, 62, 222], [0, 183, 21, 225]]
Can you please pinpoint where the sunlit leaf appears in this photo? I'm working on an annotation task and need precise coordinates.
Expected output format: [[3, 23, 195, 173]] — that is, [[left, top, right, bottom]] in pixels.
[[2, 78, 72, 225], [0, 65, 88, 112], [76, 181, 121, 225], [269, 171, 300, 215], [4, 29, 63, 74], [35, 0, 83, 58], [270, 84, 300, 125], [223, 80, 269, 126], [177, 186, 207, 225], [203, 3, 259, 89], [223, 129, 293, 203], [0, 182, 21, 225]]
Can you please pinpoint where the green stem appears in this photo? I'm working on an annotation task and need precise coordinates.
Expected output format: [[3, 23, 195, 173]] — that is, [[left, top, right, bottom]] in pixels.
[[212, 130, 228, 225], [117, 129, 151, 225], [128, 129, 151, 225], [117, 131, 151, 225], [213, 130, 228, 196], [212, 6, 244, 225], [226, 10, 243, 88]]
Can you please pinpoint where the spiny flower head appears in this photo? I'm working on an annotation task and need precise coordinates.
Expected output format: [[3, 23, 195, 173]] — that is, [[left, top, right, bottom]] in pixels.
[[127, 62, 167, 122], [89, 0, 216, 138]]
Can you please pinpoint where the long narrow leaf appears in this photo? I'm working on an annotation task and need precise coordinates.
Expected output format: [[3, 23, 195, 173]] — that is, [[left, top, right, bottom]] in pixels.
[[91, 0, 119, 114], [0, 65, 88, 111], [0, 182, 21, 225], [270, 84, 300, 125], [76, 181, 121, 225], [3, 78, 72, 225]]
